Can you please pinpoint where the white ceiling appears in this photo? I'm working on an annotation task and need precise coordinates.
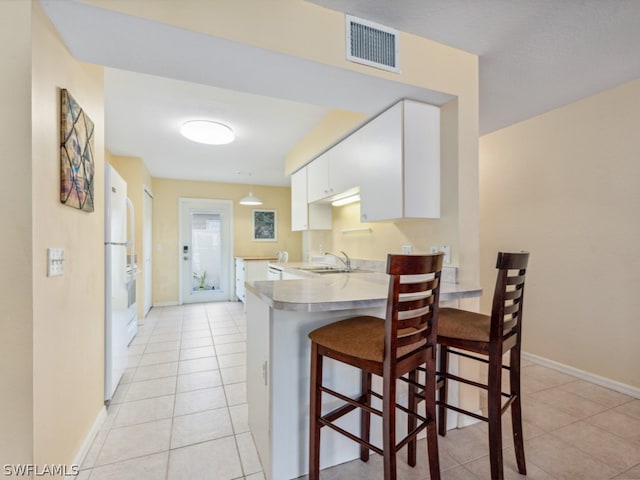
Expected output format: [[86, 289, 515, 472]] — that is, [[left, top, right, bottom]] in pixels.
[[41, 0, 640, 186]]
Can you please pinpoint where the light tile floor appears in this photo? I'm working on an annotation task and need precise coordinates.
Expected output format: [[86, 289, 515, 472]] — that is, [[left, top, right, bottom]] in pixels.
[[78, 302, 640, 480]]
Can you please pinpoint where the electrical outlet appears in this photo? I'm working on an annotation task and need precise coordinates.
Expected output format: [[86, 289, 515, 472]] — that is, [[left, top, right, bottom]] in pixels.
[[402, 245, 413, 254], [441, 244, 451, 265], [430, 245, 451, 265], [47, 248, 65, 277]]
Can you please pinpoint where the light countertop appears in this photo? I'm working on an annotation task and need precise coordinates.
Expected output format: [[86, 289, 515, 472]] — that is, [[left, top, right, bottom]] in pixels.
[[235, 256, 278, 261], [246, 270, 481, 312]]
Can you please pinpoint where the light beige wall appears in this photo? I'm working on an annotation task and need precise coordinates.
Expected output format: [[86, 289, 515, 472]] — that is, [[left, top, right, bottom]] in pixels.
[[152, 178, 301, 304], [0, 0, 34, 467], [107, 153, 153, 320], [479, 78, 640, 388], [31, 2, 106, 465]]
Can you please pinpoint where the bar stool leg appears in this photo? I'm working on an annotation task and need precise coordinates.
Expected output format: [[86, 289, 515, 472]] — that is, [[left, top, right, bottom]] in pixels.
[[437, 345, 449, 436], [510, 345, 527, 474], [360, 371, 372, 462], [487, 351, 504, 480], [407, 369, 418, 467], [425, 349, 441, 480], [309, 343, 322, 480], [382, 364, 397, 480]]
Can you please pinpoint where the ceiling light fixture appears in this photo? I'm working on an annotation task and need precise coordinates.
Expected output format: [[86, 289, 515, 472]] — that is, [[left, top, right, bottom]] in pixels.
[[239, 173, 263, 206], [180, 120, 235, 145], [332, 194, 360, 207]]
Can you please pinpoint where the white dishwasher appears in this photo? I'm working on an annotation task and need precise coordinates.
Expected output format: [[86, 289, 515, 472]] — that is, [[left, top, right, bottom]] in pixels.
[[267, 264, 283, 280]]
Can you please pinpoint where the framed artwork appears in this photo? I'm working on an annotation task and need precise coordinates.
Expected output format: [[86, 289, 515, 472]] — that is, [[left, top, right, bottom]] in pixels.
[[60, 89, 95, 212], [252, 209, 277, 241]]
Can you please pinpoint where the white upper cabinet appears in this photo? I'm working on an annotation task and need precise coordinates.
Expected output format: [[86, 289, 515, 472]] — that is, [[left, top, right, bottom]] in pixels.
[[291, 99, 440, 229], [291, 166, 331, 231], [307, 135, 361, 204], [306, 151, 331, 202], [359, 100, 440, 222], [329, 132, 361, 196]]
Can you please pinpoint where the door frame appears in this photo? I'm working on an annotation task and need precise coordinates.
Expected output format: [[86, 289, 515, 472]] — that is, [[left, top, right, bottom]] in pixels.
[[178, 198, 234, 304], [143, 186, 153, 316]]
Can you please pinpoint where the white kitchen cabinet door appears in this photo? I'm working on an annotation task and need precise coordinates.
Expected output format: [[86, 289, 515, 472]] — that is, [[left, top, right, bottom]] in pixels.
[[291, 168, 308, 231], [403, 100, 440, 218], [306, 151, 331, 202], [307, 136, 360, 204], [359, 102, 403, 222], [359, 100, 440, 221], [328, 132, 361, 196], [291, 167, 332, 231]]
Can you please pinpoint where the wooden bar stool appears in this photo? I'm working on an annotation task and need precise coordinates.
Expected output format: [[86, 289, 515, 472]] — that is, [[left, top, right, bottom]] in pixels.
[[436, 251, 529, 480], [308, 253, 444, 480]]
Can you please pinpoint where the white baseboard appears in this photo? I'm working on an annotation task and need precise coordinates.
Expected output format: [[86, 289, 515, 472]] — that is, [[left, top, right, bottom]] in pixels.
[[152, 301, 179, 307], [68, 405, 107, 477], [522, 351, 640, 399], [457, 409, 483, 428]]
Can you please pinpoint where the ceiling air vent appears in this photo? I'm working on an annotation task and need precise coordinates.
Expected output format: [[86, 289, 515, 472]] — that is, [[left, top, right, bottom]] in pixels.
[[346, 15, 399, 73]]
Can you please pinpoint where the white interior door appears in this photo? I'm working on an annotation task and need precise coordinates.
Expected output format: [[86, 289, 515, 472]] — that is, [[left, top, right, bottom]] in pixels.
[[143, 188, 153, 316], [179, 198, 233, 304]]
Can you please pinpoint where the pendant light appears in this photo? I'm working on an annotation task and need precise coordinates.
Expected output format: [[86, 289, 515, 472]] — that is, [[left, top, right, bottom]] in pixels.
[[239, 173, 263, 206]]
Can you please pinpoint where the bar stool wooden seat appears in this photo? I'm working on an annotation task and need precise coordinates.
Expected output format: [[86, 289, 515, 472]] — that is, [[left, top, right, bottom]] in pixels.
[[436, 251, 530, 480], [308, 253, 444, 480]]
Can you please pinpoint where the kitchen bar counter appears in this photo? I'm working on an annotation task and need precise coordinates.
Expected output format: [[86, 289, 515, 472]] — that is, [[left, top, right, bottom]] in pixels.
[[247, 271, 481, 312], [246, 269, 481, 480]]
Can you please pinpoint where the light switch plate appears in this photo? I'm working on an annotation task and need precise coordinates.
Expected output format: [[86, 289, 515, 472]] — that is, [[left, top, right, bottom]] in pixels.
[[47, 248, 65, 277]]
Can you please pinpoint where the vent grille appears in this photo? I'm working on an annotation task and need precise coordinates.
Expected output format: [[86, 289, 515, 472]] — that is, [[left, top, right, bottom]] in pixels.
[[346, 15, 399, 73]]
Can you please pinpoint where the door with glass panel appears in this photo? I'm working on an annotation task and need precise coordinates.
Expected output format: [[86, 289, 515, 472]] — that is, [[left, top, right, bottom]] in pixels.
[[179, 199, 233, 303]]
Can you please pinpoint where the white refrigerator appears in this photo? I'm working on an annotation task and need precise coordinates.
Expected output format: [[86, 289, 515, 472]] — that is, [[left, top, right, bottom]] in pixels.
[[104, 164, 130, 402]]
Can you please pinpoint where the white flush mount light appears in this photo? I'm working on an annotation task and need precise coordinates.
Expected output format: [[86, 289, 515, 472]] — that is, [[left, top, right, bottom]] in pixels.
[[180, 120, 235, 145]]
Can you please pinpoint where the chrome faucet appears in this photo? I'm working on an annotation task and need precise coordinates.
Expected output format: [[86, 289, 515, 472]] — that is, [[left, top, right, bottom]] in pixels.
[[324, 251, 352, 271]]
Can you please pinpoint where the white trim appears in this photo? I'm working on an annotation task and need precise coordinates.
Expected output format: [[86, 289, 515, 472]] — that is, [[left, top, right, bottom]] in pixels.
[[68, 406, 107, 476], [153, 301, 179, 307], [522, 352, 640, 399], [457, 409, 482, 428]]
